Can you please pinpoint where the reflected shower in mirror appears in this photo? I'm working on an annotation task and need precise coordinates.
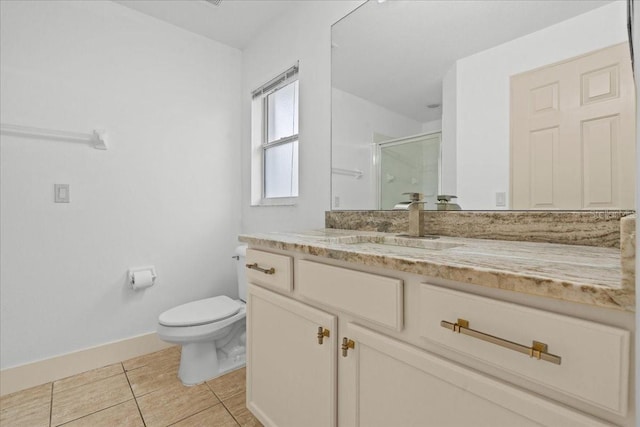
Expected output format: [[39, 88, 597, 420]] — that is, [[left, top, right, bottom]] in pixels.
[[331, 0, 634, 210], [378, 132, 441, 210]]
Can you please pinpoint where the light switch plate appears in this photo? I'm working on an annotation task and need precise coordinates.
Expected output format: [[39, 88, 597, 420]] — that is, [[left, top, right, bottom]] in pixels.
[[54, 184, 70, 203]]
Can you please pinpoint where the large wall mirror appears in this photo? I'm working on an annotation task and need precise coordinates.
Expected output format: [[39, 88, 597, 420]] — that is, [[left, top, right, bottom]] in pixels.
[[331, 0, 635, 211]]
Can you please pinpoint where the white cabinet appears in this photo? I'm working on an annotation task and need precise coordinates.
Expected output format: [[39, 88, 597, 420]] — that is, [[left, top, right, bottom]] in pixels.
[[246, 284, 337, 427], [245, 248, 630, 427], [245, 248, 293, 293], [298, 260, 403, 331], [419, 284, 630, 416], [340, 322, 610, 427]]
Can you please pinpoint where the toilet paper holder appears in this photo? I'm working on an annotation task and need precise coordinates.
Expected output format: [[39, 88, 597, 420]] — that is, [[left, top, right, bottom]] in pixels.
[[128, 266, 157, 289]]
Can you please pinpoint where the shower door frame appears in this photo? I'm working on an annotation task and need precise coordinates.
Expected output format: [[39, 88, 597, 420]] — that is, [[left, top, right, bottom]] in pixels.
[[375, 131, 443, 210]]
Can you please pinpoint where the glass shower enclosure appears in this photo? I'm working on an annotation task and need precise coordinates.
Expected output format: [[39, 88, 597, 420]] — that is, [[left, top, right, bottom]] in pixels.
[[377, 132, 441, 210]]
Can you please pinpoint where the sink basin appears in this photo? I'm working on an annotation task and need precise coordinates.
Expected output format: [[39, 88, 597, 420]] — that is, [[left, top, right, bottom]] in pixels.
[[336, 235, 462, 251]]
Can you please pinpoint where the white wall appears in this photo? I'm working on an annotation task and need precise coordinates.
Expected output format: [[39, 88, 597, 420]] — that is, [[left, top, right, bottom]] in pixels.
[[240, 1, 362, 232], [0, 1, 242, 369], [441, 63, 458, 196], [421, 119, 442, 135], [452, 1, 628, 210], [331, 88, 423, 210]]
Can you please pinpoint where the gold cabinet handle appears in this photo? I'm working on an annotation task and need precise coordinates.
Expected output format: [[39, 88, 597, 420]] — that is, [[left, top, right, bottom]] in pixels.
[[341, 337, 355, 357], [441, 318, 561, 365], [246, 263, 275, 275], [317, 326, 330, 344]]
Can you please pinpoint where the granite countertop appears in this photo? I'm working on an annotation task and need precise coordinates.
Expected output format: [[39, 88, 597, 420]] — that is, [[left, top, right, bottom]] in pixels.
[[239, 229, 633, 312]]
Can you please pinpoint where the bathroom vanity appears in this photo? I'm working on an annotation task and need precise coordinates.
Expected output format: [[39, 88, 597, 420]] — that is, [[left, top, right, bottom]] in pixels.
[[239, 229, 634, 427]]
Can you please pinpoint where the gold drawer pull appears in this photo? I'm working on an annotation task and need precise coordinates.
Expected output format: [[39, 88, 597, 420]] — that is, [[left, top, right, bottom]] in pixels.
[[317, 326, 330, 344], [440, 318, 561, 365], [341, 337, 355, 357], [246, 263, 275, 275]]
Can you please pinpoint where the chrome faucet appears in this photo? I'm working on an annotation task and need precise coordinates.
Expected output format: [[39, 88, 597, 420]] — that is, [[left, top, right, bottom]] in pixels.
[[393, 192, 425, 237]]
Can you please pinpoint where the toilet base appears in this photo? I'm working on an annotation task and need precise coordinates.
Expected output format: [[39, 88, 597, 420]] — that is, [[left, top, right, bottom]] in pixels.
[[177, 342, 246, 386], [216, 351, 246, 378], [178, 341, 219, 386]]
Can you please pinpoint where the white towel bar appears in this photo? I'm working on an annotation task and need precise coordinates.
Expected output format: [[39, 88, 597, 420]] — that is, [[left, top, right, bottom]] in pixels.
[[0, 123, 108, 150], [332, 167, 363, 179]]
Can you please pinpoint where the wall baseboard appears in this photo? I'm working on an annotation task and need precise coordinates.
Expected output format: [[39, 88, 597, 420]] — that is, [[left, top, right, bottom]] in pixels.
[[0, 333, 173, 396]]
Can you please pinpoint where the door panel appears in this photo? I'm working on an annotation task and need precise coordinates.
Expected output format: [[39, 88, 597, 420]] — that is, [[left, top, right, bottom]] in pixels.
[[583, 115, 618, 207], [511, 42, 635, 209], [530, 127, 557, 207]]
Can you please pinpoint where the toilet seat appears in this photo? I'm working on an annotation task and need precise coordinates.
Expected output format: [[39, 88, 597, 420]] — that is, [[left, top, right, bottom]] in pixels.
[[159, 295, 241, 327]]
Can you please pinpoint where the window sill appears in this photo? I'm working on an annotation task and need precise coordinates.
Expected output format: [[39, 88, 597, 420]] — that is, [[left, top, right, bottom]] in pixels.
[[251, 197, 298, 207]]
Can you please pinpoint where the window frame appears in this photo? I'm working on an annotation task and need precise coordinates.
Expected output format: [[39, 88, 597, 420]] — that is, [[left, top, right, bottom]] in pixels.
[[250, 63, 300, 206]]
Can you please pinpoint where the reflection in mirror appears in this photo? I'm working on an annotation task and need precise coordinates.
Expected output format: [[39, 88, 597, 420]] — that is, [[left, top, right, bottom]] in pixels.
[[331, 0, 635, 210], [378, 132, 441, 210]]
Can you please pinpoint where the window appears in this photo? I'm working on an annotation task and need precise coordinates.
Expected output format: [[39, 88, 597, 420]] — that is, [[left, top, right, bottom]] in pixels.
[[251, 64, 299, 205]]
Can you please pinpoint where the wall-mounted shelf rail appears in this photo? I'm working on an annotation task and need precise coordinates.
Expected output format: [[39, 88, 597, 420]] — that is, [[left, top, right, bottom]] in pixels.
[[0, 123, 108, 150], [332, 167, 363, 179]]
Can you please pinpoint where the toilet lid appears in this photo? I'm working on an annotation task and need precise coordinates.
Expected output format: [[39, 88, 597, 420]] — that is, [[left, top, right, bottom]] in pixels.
[[159, 295, 241, 327]]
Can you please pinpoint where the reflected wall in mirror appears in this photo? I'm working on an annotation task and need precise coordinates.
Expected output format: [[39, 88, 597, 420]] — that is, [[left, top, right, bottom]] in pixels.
[[331, 0, 635, 210]]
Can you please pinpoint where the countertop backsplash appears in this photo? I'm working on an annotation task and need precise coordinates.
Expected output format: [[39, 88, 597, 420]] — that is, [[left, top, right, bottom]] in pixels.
[[621, 214, 636, 291], [326, 210, 634, 248]]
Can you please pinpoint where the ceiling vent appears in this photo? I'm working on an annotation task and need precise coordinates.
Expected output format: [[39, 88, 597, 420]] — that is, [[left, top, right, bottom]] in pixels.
[[203, 0, 222, 6]]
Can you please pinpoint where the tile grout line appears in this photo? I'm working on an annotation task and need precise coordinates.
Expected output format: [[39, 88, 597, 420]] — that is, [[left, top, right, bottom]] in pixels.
[[165, 401, 226, 427], [205, 382, 241, 426], [219, 398, 242, 427], [5, 350, 249, 427], [54, 399, 142, 427], [204, 381, 220, 400], [50, 372, 134, 426], [48, 382, 53, 427], [52, 371, 125, 395], [122, 362, 147, 427]]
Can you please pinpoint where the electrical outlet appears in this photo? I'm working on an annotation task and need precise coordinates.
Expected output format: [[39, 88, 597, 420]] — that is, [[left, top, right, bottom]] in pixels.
[[54, 184, 70, 203], [495, 192, 506, 207], [334, 196, 340, 208]]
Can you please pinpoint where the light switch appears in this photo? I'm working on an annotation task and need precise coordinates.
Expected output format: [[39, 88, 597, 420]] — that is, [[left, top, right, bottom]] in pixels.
[[54, 184, 70, 203]]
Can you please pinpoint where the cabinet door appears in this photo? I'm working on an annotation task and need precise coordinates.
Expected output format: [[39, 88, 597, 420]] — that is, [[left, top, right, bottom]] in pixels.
[[247, 284, 337, 427], [340, 323, 610, 427]]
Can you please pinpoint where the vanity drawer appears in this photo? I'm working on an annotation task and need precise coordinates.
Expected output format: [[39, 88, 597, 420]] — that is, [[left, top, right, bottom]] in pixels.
[[419, 284, 630, 416], [298, 260, 403, 331], [245, 249, 293, 293]]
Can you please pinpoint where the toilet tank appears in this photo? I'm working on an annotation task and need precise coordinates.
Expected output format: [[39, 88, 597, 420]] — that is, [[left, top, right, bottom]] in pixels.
[[235, 245, 248, 301]]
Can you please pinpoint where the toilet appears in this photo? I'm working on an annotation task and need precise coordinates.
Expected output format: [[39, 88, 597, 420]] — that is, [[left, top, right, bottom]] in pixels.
[[157, 245, 247, 385]]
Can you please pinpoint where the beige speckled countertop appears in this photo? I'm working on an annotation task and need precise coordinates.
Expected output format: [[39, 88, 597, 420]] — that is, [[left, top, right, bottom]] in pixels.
[[239, 229, 633, 312]]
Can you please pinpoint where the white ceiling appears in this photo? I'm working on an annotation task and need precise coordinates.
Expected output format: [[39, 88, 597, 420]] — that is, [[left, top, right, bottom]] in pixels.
[[113, 0, 306, 50], [114, 0, 617, 123], [332, 0, 615, 122]]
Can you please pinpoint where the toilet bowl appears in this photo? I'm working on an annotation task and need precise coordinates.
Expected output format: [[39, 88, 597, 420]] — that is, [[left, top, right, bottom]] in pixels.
[[157, 245, 247, 385]]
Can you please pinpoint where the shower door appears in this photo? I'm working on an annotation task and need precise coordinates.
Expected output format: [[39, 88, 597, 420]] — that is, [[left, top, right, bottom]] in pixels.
[[378, 133, 441, 210]]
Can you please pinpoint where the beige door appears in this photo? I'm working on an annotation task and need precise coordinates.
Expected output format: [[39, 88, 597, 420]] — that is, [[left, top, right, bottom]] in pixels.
[[511, 43, 635, 209], [246, 284, 337, 427]]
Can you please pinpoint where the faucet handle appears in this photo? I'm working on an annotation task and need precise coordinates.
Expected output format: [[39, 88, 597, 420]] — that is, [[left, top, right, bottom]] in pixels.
[[402, 192, 423, 202], [437, 194, 457, 202]]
